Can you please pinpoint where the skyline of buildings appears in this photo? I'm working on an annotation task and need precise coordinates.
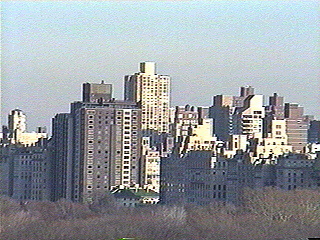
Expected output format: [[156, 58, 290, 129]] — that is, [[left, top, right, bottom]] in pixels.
[[1, 61, 319, 205]]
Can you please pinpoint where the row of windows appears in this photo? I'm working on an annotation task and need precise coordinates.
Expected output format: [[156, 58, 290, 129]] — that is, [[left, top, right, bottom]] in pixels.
[[242, 114, 261, 118], [87, 185, 108, 189], [87, 165, 107, 169], [288, 172, 303, 177], [287, 178, 304, 183], [87, 110, 138, 115], [19, 155, 43, 160]]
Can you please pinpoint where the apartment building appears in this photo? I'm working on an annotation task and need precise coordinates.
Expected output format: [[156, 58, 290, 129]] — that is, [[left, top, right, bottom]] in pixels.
[[124, 62, 170, 134]]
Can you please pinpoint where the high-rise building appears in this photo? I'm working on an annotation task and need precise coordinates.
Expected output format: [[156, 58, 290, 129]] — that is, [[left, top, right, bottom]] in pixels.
[[268, 93, 285, 120], [172, 105, 219, 156], [284, 103, 309, 153], [263, 93, 285, 138], [8, 109, 47, 146], [51, 83, 142, 203], [124, 62, 170, 134], [70, 100, 142, 202], [209, 86, 255, 141], [173, 105, 199, 141], [8, 109, 27, 144], [233, 95, 265, 139], [209, 95, 235, 141], [51, 113, 72, 201]]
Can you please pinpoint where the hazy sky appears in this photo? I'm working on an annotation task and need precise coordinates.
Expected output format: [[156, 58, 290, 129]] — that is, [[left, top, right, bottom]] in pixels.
[[2, 1, 319, 132]]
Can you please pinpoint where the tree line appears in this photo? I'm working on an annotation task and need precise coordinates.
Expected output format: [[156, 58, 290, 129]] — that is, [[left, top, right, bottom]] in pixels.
[[1, 188, 320, 240]]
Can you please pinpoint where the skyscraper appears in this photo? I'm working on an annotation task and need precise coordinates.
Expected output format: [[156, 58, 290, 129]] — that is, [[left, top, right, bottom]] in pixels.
[[124, 62, 170, 134]]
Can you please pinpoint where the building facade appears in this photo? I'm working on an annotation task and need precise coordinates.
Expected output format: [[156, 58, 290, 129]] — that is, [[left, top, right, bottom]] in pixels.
[[7, 109, 47, 146], [124, 62, 170, 134], [233, 95, 265, 139], [308, 120, 320, 143], [284, 103, 309, 153], [1, 140, 52, 201]]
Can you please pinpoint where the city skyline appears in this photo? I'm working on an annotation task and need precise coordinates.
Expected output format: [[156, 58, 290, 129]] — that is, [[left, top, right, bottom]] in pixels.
[[2, 1, 319, 131]]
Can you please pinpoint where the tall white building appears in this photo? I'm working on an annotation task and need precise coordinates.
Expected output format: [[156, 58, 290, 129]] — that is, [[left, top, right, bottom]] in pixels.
[[233, 95, 265, 139], [124, 62, 171, 134], [8, 109, 47, 146], [8, 109, 27, 143]]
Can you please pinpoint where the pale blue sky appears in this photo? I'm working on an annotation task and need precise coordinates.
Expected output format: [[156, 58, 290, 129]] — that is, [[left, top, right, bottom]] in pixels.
[[2, 1, 319, 131]]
